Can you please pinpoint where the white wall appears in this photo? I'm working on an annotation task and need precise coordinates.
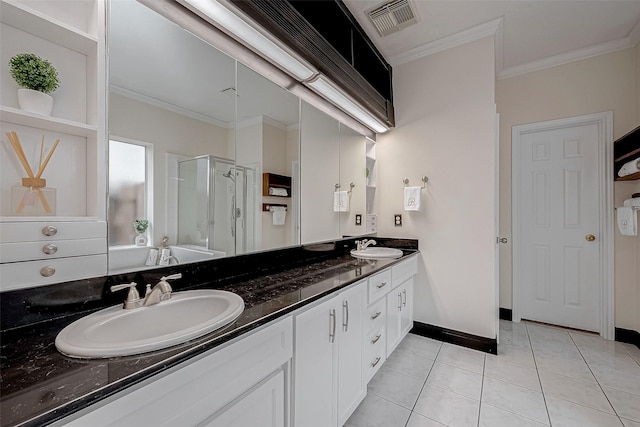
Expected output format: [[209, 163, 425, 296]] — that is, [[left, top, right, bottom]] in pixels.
[[376, 36, 498, 339], [109, 93, 230, 246], [495, 47, 640, 333]]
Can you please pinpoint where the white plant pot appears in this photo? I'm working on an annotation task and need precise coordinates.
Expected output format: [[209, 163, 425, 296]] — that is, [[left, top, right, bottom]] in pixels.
[[17, 88, 53, 116]]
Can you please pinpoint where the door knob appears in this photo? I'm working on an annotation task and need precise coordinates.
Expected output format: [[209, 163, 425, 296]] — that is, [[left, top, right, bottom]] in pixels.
[[585, 234, 596, 242]]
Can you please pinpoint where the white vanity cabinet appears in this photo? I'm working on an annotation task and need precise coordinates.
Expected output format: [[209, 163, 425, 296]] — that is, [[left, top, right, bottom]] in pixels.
[[0, 0, 107, 291], [386, 256, 417, 355], [293, 280, 366, 427], [59, 317, 293, 427]]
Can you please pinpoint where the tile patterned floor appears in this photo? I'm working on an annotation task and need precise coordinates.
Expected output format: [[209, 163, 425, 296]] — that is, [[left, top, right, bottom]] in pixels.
[[345, 320, 640, 427]]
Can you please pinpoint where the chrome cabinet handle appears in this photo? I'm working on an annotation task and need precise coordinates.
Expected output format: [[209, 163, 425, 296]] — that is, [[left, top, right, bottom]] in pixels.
[[376, 281, 387, 289], [42, 244, 58, 255], [371, 356, 381, 368], [40, 265, 55, 277], [371, 311, 382, 320], [343, 300, 349, 332], [371, 334, 381, 344], [329, 309, 336, 343], [42, 225, 57, 236], [398, 293, 402, 310], [402, 289, 407, 307]]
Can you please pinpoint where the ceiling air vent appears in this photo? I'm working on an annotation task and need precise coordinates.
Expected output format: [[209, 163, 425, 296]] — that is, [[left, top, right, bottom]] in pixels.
[[368, 0, 418, 37]]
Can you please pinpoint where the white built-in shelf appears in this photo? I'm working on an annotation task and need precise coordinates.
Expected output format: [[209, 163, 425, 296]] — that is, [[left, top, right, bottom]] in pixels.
[[0, 106, 97, 137], [0, 0, 97, 55]]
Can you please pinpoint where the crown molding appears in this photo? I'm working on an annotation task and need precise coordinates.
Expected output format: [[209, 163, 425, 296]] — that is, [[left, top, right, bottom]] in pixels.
[[389, 17, 503, 66], [235, 115, 288, 130], [498, 37, 633, 80], [109, 85, 231, 128]]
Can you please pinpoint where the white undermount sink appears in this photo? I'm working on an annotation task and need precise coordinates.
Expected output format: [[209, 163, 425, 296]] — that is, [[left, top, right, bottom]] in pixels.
[[350, 247, 403, 260], [55, 290, 244, 358]]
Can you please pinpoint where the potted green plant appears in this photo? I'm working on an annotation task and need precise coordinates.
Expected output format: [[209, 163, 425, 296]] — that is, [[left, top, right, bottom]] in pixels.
[[133, 219, 149, 246], [9, 53, 60, 116]]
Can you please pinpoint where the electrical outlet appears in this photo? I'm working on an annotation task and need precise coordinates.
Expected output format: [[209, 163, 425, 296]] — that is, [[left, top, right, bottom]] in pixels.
[[355, 214, 362, 225], [394, 214, 402, 227]]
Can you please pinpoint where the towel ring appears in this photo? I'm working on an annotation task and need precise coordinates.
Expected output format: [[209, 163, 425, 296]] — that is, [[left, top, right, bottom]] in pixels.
[[403, 176, 429, 188]]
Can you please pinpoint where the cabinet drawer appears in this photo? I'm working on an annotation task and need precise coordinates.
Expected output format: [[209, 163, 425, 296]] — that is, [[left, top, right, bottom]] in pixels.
[[363, 340, 386, 383], [367, 269, 391, 303], [364, 327, 385, 359], [365, 298, 386, 331], [0, 254, 107, 291], [392, 255, 417, 288], [0, 238, 106, 263], [0, 221, 106, 243]]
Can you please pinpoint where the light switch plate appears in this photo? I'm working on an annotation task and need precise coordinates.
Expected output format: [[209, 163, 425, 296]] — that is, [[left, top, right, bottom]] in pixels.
[[394, 214, 402, 227]]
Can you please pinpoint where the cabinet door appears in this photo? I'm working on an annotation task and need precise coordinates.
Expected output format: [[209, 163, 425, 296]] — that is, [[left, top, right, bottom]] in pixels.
[[386, 287, 403, 356], [337, 283, 366, 426], [294, 296, 338, 427], [201, 370, 285, 427], [400, 279, 414, 337]]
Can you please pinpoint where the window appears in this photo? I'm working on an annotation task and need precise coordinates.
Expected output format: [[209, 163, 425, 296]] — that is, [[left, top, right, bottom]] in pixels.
[[108, 139, 151, 246]]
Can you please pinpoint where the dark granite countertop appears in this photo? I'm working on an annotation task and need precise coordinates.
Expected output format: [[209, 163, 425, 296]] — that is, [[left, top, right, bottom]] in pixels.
[[0, 238, 418, 427]]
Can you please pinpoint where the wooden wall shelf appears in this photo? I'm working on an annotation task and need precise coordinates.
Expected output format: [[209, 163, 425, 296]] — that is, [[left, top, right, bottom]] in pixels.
[[263, 173, 291, 197], [614, 125, 640, 182]]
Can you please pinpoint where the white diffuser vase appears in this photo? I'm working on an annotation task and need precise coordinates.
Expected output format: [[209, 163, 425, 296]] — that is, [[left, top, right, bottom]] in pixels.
[[18, 89, 53, 116]]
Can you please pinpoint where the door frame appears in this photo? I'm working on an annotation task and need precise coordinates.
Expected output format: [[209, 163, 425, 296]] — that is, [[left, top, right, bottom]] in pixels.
[[511, 111, 614, 339]]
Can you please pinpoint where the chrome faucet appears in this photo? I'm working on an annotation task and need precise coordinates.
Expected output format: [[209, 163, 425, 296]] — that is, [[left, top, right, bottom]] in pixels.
[[143, 273, 182, 306], [356, 239, 377, 251]]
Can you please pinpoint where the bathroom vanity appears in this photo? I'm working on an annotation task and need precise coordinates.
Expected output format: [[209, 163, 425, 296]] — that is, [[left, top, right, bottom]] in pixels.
[[0, 238, 418, 426]]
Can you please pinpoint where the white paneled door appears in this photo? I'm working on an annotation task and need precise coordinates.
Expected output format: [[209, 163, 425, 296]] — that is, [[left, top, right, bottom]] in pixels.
[[513, 116, 609, 332]]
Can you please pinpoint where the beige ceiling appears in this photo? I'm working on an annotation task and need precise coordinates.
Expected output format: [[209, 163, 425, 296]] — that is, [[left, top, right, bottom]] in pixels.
[[342, 0, 640, 78]]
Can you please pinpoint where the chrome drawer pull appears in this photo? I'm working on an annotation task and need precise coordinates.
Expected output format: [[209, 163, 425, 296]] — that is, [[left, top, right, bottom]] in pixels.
[[376, 281, 387, 289], [40, 265, 55, 277], [371, 356, 381, 368], [402, 289, 407, 307], [371, 311, 382, 320], [42, 244, 58, 255], [371, 334, 381, 344], [42, 225, 57, 236]]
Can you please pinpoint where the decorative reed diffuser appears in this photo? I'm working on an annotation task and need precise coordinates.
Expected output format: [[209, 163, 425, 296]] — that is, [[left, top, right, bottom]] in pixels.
[[6, 131, 59, 216]]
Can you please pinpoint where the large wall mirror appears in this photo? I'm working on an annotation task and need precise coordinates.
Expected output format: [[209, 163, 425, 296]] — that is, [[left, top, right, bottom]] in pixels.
[[107, 0, 368, 274]]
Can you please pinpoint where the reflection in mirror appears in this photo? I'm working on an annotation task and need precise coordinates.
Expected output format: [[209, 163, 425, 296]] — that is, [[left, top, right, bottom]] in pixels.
[[108, 139, 150, 246], [339, 124, 367, 238], [235, 63, 300, 253], [108, 0, 236, 273], [300, 101, 340, 244]]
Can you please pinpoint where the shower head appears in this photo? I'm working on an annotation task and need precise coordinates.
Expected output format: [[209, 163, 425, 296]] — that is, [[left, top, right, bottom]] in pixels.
[[222, 168, 235, 182]]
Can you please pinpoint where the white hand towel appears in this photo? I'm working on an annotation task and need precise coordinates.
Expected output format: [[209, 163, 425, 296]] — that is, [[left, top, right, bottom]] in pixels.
[[618, 158, 640, 177], [333, 191, 349, 212], [617, 207, 637, 236], [269, 187, 288, 196], [404, 186, 421, 211], [272, 206, 286, 225]]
